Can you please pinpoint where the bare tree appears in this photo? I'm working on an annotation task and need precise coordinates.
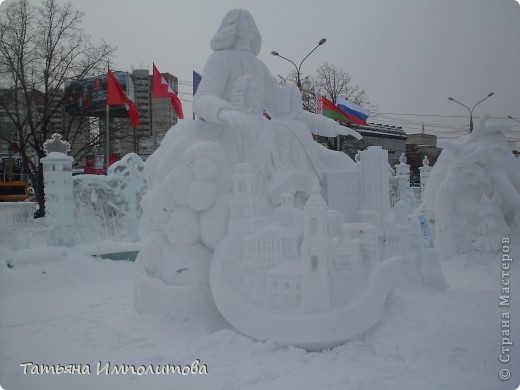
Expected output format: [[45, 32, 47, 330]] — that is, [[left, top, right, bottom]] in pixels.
[[314, 62, 371, 106], [0, 0, 114, 215]]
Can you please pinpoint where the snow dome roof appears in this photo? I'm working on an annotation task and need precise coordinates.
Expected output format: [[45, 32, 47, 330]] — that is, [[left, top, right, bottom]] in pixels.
[[304, 177, 327, 210]]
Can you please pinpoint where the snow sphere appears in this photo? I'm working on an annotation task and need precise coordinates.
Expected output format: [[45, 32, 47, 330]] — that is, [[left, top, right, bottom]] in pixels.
[[136, 232, 166, 275], [193, 157, 219, 181], [142, 186, 175, 225], [200, 194, 231, 249], [155, 135, 195, 182], [163, 163, 195, 207], [186, 181, 218, 211], [166, 207, 200, 247]]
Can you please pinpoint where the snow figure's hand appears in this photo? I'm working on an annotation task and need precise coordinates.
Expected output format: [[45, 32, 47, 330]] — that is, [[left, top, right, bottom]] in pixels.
[[334, 123, 362, 140], [219, 109, 253, 128]]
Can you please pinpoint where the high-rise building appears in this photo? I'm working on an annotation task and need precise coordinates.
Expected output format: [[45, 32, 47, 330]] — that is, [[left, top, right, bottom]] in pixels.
[[129, 69, 180, 159]]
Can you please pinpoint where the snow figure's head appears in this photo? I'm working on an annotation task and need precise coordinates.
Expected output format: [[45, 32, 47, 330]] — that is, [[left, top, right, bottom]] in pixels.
[[472, 113, 512, 138], [231, 75, 262, 115], [276, 84, 303, 115], [211, 9, 261, 56], [471, 114, 513, 154]]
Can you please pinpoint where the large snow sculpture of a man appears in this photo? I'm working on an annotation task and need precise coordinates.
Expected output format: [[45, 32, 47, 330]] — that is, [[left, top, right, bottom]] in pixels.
[[193, 8, 357, 143], [193, 8, 359, 204]]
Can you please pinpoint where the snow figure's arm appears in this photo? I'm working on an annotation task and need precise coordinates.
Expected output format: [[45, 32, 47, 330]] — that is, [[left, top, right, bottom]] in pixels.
[[193, 53, 254, 128], [298, 111, 362, 139], [192, 53, 234, 124]]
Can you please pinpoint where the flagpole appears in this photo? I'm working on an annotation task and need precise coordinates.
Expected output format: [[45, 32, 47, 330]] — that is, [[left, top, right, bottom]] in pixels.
[[105, 103, 109, 170]]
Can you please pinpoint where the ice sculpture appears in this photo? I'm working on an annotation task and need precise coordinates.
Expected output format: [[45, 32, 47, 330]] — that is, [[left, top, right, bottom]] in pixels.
[[41, 133, 75, 247], [73, 153, 145, 243], [423, 115, 520, 260], [135, 8, 444, 348], [395, 152, 411, 203]]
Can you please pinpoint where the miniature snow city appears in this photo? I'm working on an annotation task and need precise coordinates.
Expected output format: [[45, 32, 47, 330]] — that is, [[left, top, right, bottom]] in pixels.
[[135, 8, 447, 349]]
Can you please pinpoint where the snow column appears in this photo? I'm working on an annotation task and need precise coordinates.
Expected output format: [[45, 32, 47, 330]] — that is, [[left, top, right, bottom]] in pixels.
[[395, 153, 411, 204], [359, 146, 390, 229], [419, 156, 431, 199], [41, 134, 75, 247]]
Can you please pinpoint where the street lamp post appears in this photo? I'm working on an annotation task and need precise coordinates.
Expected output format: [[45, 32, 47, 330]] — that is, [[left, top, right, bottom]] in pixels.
[[508, 115, 520, 123], [271, 38, 326, 91], [448, 92, 494, 132]]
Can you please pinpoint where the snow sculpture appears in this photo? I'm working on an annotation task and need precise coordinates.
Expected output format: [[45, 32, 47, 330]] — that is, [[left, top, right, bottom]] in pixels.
[[419, 155, 431, 198], [107, 154, 146, 242], [211, 170, 412, 349], [0, 202, 37, 251], [359, 146, 391, 233], [73, 153, 146, 243], [135, 8, 442, 348], [41, 133, 75, 247], [395, 152, 411, 203], [423, 115, 520, 260], [135, 9, 357, 322]]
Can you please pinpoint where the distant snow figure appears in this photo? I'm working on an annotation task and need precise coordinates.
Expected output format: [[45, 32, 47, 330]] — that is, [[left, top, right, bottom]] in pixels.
[[422, 114, 520, 260]]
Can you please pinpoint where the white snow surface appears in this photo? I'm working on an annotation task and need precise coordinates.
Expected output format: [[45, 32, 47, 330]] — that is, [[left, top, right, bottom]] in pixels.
[[1, 242, 519, 390]]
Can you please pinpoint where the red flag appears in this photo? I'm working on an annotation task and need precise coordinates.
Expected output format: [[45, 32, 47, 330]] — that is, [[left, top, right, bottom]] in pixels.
[[107, 67, 140, 128], [152, 63, 184, 119]]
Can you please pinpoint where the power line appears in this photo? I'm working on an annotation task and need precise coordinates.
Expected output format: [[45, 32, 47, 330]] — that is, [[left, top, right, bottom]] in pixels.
[[373, 112, 515, 121]]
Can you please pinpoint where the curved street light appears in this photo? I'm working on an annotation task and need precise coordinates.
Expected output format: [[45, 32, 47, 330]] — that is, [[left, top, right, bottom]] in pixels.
[[448, 92, 494, 132], [507, 115, 520, 123], [271, 38, 327, 91]]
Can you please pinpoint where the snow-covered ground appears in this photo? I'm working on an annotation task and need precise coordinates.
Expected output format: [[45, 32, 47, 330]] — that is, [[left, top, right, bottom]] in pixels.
[[1, 239, 518, 390]]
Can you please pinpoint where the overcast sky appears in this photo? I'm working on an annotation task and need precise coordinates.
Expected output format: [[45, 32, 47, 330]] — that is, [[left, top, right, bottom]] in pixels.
[[2, 0, 520, 143]]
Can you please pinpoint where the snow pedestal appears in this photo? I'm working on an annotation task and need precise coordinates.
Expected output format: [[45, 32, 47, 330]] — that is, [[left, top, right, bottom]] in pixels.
[[41, 134, 75, 247]]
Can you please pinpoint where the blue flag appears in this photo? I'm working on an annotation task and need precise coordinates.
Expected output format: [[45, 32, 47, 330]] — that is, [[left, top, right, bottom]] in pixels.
[[193, 71, 202, 96]]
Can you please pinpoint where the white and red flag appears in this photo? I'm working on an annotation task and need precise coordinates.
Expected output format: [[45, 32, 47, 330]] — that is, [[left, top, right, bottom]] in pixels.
[[152, 63, 184, 119], [107, 66, 140, 128]]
